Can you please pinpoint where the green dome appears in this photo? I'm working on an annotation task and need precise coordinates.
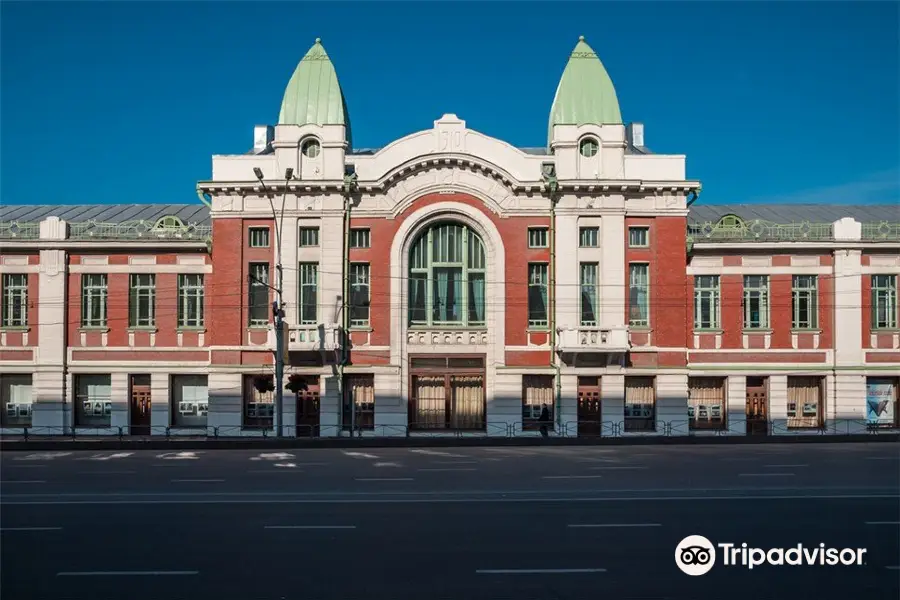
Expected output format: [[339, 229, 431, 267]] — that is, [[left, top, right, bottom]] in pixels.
[[548, 36, 622, 146], [278, 38, 352, 146]]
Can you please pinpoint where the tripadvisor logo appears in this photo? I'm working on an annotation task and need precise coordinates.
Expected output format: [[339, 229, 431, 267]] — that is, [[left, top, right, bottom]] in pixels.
[[675, 535, 867, 576]]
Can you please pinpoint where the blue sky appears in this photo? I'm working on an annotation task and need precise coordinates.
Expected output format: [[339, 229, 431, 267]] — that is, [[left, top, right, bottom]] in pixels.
[[2, 1, 898, 207]]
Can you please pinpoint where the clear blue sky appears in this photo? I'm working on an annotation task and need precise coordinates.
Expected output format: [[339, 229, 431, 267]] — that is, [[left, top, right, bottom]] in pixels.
[[2, 1, 898, 207]]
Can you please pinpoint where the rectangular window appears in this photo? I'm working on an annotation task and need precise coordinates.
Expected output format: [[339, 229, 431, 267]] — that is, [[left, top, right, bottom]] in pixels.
[[792, 275, 818, 330], [410, 373, 485, 431], [1, 374, 33, 427], [624, 376, 656, 432], [580, 263, 599, 326], [177, 274, 205, 328], [80, 274, 108, 328], [349, 263, 370, 328], [743, 275, 769, 329], [629, 263, 649, 327], [866, 377, 899, 428], [350, 228, 370, 249], [299, 263, 318, 325], [75, 374, 112, 428], [344, 374, 375, 431], [872, 275, 898, 330], [786, 376, 823, 429], [693, 275, 720, 330], [171, 375, 208, 428], [128, 274, 156, 328], [628, 227, 649, 248], [579, 227, 599, 248], [528, 263, 549, 328], [527, 228, 548, 248], [248, 227, 270, 248], [522, 374, 554, 431], [1, 273, 27, 328], [299, 226, 319, 247], [248, 263, 270, 327], [243, 375, 273, 429], [688, 377, 726, 430]]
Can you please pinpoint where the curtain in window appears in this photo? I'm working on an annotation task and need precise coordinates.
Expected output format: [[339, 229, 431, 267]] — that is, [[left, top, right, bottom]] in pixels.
[[348, 375, 375, 430], [787, 377, 822, 428], [523, 375, 553, 423], [433, 269, 449, 322], [468, 274, 485, 323], [451, 375, 484, 429], [414, 376, 445, 428], [624, 377, 655, 431], [688, 378, 725, 428]]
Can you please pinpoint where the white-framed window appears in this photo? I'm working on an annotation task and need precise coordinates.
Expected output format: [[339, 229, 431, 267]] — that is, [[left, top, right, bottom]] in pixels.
[[528, 263, 549, 328], [628, 227, 649, 248], [694, 275, 720, 330], [1, 273, 27, 328], [625, 376, 656, 432], [792, 275, 818, 330], [243, 375, 274, 429], [178, 274, 205, 328], [81, 274, 108, 328], [527, 228, 548, 248], [522, 374, 554, 431], [580, 263, 599, 327], [629, 263, 649, 327], [688, 377, 726, 430], [75, 374, 112, 427], [872, 274, 898, 330], [248, 227, 270, 248], [786, 376, 823, 429], [579, 137, 599, 158], [299, 227, 319, 247], [743, 275, 769, 329], [128, 274, 156, 328], [349, 263, 370, 328], [1, 374, 33, 427], [171, 375, 209, 428], [299, 263, 318, 325], [579, 227, 599, 248], [350, 228, 370, 249], [248, 263, 270, 327], [301, 138, 321, 159]]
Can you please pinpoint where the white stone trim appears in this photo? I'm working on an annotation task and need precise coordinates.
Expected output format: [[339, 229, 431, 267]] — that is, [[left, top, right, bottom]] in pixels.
[[0, 265, 39, 273], [69, 264, 212, 274], [687, 265, 831, 276], [862, 266, 900, 274]]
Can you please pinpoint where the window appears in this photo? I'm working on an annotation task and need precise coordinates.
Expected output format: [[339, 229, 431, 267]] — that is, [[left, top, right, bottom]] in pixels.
[[579, 227, 599, 248], [792, 275, 818, 330], [408, 222, 486, 327], [75, 374, 111, 427], [128, 274, 156, 328], [177, 274, 205, 328], [171, 375, 208, 428], [624, 376, 656, 432], [580, 263, 599, 326], [693, 275, 720, 330], [629, 264, 649, 327], [248, 263, 270, 327], [786, 376, 823, 429], [410, 371, 485, 431], [522, 375, 554, 431], [872, 275, 898, 330], [527, 228, 548, 248], [528, 263, 549, 328], [349, 263, 370, 328], [248, 227, 270, 248], [299, 227, 319, 247], [628, 227, 649, 248], [1, 374, 33, 427], [243, 375, 273, 429], [298, 263, 318, 325], [688, 377, 726, 430], [1, 274, 27, 328], [81, 274, 108, 328], [579, 137, 599, 158], [866, 377, 898, 428], [743, 275, 769, 329], [301, 138, 320, 159], [350, 228, 370, 249], [343, 374, 375, 431]]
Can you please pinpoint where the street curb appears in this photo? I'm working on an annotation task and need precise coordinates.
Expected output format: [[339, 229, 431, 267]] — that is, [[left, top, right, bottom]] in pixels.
[[1, 433, 897, 452]]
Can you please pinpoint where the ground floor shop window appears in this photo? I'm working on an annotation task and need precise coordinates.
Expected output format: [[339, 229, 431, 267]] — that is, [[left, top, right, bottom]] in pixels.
[[243, 375, 274, 430], [522, 375, 554, 431], [866, 377, 898, 428], [1, 374, 32, 427], [75, 374, 112, 427], [624, 376, 656, 432], [344, 374, 375, 431], [786, 376, 824, 428], [688, 377, 726, 430], [409, 356, 485, 430], [171, 375, 208, 428]]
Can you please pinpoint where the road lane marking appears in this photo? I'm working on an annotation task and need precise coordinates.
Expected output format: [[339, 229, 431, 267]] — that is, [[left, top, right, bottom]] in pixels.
[[14, 453, 71, 461], [887, 566, 899, 570], [247, 470, 303, 474], [542, 475, 603, 480], [250, 453, 295, 461], [264, 525, 356, 530], [865, 521, 900, 525], [171, 479, 224, 483], [410, 449, 466, 458], [765, 464, 808, 468], [374, 462, 403, 468], [354, 478, 414, 482], [80, 453, 134, 461], [156, 452, 200, 460], [866, 456, 899, 460], [476, 568, 606, 574], [77, 471, 136, 475], [433, 460, 479, 465], [568, 523, 660, 528], [343, 451, 379, 459], [0, 481, 46, 484], [588, 466, 648, 471], [417, 468, 477, 472], [6, 465, 47, 469], [57, 571, 198, 577], [739, 473, 795, 477], [720, 458, 757, 462], [1, 527, 62, 532]]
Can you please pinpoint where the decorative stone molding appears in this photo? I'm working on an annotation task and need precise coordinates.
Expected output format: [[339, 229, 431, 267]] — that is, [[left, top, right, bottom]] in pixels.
[[558, 327, 629, 352], [407, 330, 488, 346]]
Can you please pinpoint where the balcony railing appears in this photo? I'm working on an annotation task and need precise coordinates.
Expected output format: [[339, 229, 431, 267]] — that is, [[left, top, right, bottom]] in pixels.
[[688, 219, 900, 247], [267, 324, 342, 352], [557, 326, 630, 353], [0, 219, 212, 242], [0, 221, 40, 240]]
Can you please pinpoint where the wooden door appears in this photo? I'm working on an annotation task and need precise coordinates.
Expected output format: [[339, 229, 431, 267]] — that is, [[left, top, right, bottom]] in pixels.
[[130, 375, 151, 435], [577, 376, 602, 437], [295, 377, 320, 437], [745, 377, 768, 436]]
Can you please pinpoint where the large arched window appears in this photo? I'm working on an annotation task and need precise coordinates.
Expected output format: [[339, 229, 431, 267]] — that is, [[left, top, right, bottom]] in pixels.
[[408, 222, 486, 327]]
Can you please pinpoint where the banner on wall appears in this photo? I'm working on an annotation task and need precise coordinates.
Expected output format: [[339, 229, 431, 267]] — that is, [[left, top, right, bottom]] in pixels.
[[866, 379, 896, 426]]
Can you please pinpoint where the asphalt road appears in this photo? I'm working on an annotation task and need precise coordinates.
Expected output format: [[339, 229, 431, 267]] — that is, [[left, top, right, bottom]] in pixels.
[[1, 443, 898, 600]]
